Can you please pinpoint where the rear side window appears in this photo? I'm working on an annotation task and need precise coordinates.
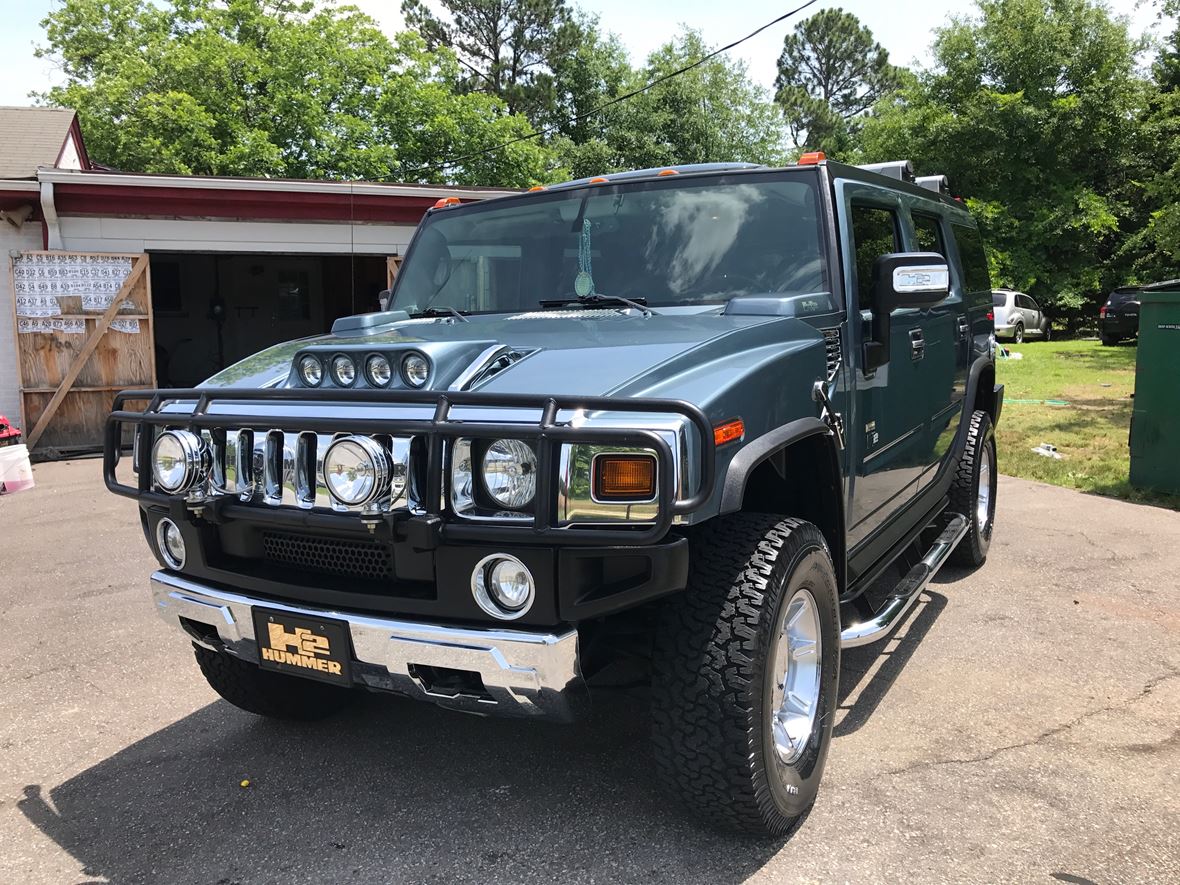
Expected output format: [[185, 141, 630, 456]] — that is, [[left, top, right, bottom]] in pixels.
[[912, 213, 947, 257], [950, 223, 990, 294], [851, 205, 900, 311], [992, 292, 1006, 307]]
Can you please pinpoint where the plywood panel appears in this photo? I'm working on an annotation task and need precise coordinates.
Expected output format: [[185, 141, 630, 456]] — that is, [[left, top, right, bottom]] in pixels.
[[12, 252, 155, 452]]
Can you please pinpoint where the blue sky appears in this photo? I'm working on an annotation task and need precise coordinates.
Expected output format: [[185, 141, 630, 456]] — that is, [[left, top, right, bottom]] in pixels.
[[1, 0, 1166, 106]]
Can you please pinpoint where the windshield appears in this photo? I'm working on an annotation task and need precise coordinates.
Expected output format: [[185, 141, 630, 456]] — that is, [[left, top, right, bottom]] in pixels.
[[391, 173, 828, 313]]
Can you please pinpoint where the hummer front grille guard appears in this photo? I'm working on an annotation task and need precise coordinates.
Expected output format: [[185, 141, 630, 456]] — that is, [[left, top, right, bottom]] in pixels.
[[103, 387, 716, 547]]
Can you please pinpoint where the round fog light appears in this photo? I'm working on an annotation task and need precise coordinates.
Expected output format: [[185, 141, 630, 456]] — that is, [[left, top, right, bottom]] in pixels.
[[152, 430, 207, 493], [156, 518, 186, 569], [298, 355, 323, 387], [472, 554, 535, 620], [401, 352, 430, 388]]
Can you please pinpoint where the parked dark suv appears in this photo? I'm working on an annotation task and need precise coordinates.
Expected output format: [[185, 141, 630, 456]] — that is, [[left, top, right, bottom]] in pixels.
[[104, 157, 1002, 837], [1100, 287, 1142, 345]]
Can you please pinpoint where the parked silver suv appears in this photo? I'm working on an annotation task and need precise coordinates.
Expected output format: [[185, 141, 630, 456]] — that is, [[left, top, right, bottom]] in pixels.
[[992, 288, 1051, 342]]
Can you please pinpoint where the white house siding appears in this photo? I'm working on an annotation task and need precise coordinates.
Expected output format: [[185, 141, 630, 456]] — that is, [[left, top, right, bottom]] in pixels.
[[57, 216, 420, 256], [0, 220, 48, 431]]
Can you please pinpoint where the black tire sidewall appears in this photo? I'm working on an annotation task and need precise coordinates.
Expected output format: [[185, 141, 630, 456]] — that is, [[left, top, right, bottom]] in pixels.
[[753, 543, 841, 819], [953, 411, 997, 565], [1013, 324, 1024, 343]]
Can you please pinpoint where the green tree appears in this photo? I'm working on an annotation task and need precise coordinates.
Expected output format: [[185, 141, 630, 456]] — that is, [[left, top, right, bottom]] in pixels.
[[37, 0, 551, 186], [774, 8, 902, 155], [400, 0, 583, 126], [856, 0, 1146, 324], [556, 29, 789, 179]]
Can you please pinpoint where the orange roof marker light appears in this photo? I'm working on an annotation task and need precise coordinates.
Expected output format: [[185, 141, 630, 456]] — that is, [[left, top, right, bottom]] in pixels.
[[797, 151, 826, 166], [432, 196, 462, 209], [588, 176, 610, 184], [528, 185, 546, 192], [657, 169, 680, 176], [713, 418, 745, 447]]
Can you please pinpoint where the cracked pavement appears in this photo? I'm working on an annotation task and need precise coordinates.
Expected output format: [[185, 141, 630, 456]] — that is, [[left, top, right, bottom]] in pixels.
[[1, 461, 1178, 884]]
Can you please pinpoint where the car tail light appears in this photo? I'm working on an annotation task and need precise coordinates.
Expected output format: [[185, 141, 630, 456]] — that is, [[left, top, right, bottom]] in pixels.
[[985, 310, 994, 321], [1100, 306, 1108, 318]]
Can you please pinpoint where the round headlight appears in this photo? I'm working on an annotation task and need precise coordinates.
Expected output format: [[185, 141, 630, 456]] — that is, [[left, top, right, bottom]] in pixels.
[[156, 517, 186, 569], [482, 439, 537, 509], [298, 355, 323, 387], [152, 430, 207, 493], [471, 554, 535, 619], [401, 352, 430, 388], [331, 354, 357, 387], [366, 354, 392, 387], [323, 436, 389, 506]]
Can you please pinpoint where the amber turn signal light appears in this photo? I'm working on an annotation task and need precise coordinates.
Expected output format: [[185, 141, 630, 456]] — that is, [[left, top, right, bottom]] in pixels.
[[593, 454, 657, 502], [713, 418, 745, 446], [797, 151, 826, 165]]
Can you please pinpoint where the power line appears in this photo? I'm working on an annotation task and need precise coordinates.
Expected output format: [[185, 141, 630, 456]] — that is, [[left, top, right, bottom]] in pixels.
[[398, 0, 819, 180]]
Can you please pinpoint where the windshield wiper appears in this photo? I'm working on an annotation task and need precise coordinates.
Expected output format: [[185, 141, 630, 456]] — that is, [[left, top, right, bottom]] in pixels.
[[540, 294, 656, 316], [409, 306, 470, 322]]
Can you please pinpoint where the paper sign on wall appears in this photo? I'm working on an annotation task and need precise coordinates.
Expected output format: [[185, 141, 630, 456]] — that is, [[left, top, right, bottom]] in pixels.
[[17, 317, 86, 334], [13, 253, 136, 313], [110, 318, 141, 334]]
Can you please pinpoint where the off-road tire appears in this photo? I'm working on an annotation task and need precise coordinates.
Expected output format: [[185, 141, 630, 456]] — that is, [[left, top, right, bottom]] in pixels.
[[194, 645, 355, 720], [948, 410, 997, 568], [651, 515, 840, 837], [1100, 334, 1119, 346], [1042, 324, 1052, 342], [1013, 323, 1024, 344]]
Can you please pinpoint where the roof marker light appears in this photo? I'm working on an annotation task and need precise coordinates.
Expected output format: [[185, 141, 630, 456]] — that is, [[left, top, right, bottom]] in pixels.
[[798, 151, 826, 165], [658, 169, 679, 176], [588, 176, 609, 184], [528, 185, 546, 192], [432, 196, 462, 209]]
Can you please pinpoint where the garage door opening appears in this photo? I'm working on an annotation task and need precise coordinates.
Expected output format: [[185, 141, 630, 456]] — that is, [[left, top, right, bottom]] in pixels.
[[149, 252, 389, 387]]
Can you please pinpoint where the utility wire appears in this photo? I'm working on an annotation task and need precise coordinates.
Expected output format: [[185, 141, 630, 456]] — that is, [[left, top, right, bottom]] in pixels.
[[398, 0, 819, 180]]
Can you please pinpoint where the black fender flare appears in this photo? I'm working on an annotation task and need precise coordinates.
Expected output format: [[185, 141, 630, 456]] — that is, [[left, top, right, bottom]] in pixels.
[[719, 417, 833, 514]]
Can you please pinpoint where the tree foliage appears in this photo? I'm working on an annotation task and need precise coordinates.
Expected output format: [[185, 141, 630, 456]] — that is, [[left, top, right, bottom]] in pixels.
[[856, 0, 1151, 322], [37, 0, 550, 185], [555, 30, 789, 179], [400, 0, 583, 127], [774, 8, 902, 154]]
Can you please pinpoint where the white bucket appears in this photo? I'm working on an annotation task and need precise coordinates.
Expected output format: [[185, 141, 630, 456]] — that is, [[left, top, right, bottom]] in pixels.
[[0, 444, 35, 494]]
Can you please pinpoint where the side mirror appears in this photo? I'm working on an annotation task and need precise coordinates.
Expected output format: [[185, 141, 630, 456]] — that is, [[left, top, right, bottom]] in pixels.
[[864, 252, 950, 371]]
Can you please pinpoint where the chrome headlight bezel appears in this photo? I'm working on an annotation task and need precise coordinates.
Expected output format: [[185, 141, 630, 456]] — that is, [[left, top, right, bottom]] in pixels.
[[151, 429, 208, 494], [155, 517, 187, 569]]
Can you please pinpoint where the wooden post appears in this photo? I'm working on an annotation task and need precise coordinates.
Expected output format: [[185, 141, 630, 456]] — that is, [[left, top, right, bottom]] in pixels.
[[25, 257, 148, 449]]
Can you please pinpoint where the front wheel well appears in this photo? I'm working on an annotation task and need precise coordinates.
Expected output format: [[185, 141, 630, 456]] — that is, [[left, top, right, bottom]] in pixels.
[[731, 434, 846, 592]]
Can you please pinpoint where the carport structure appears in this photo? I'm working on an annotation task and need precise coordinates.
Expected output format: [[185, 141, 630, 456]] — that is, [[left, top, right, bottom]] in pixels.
[[0, 106, 515, 453]]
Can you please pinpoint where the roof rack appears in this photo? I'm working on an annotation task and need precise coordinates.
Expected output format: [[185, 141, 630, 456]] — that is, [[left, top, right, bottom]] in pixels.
[[857, 160, 915, 182]]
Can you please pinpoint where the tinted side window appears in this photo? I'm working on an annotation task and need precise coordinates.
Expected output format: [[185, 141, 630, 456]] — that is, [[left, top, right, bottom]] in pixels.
[[851, 205, 900, 311], [950, 223, 991, 304], [912, 213, 947, 257]]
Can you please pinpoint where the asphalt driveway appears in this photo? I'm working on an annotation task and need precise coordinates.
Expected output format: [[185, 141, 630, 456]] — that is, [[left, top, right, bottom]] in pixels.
[[1, 460, 1177, 884]]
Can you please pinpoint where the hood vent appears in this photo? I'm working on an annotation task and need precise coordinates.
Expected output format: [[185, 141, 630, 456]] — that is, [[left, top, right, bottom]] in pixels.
[[508, 309, 623, 320], [452, 346, 535, 391], [822, 327, 842, 378]]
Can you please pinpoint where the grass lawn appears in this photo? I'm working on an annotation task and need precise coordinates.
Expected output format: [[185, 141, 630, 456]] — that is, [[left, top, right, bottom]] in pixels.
[[995, 338, 1180, 510]]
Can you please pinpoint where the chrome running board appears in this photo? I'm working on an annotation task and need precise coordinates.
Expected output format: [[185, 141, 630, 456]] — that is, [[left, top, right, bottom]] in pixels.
[[840, 513, 969, 648]]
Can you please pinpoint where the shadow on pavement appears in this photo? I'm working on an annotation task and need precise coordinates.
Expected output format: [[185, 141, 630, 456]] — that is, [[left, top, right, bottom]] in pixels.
[[19, 688, 784, 885]]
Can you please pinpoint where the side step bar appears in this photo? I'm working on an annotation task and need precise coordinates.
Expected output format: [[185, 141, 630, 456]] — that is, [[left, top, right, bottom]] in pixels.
[[840, 514, 970, 648]]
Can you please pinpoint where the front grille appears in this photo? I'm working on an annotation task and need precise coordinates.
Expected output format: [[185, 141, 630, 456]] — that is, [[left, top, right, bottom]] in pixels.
[[262, 531, 393, 582]]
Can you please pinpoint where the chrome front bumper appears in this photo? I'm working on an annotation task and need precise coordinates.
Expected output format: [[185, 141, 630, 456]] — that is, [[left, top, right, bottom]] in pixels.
[[150, 571, 588, 721]]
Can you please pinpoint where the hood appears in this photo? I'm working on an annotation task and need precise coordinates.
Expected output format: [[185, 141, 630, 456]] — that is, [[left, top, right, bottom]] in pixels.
[[203, 309, 828, 411]]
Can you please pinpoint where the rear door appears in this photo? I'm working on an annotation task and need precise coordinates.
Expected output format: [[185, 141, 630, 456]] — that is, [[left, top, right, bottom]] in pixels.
[[907, 208, 964, 492]]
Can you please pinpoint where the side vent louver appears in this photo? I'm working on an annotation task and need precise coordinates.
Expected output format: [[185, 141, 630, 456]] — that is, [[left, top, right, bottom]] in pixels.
[[822, 328, 842, 377]]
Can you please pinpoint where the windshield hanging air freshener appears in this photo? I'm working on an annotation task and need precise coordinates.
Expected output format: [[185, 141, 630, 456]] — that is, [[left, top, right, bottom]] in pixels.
[[574, 218, 594, 298]]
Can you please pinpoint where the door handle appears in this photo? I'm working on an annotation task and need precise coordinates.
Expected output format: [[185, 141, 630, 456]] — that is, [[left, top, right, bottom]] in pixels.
[[957, 316, 969, 339], [909, 328, 926, 361]]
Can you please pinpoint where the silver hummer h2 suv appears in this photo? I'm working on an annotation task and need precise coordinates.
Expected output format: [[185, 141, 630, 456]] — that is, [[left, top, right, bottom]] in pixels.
[[104, 157, 1003, 836]]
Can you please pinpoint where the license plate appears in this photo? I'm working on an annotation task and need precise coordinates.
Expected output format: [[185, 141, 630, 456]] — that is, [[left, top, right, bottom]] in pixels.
[[252, 608, 352, 686]]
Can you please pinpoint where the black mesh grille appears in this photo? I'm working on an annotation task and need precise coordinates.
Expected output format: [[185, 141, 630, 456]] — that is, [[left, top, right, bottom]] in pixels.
[[262, 531, 393, 582], [822, 327, 842, 376]]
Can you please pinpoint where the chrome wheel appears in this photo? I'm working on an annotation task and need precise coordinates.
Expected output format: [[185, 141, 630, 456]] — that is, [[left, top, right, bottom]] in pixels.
[[769, 588, 822, 765], [977, 445, 992, 532]]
